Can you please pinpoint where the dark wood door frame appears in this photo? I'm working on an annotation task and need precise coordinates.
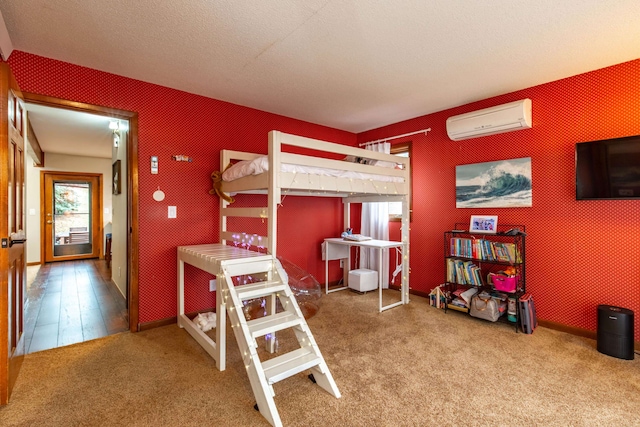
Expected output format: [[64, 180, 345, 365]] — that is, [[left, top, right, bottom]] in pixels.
[[23, 92, 139, 333]]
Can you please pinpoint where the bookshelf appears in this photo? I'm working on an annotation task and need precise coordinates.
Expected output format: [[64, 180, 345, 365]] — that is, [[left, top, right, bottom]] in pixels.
[[441, 223, 525, 332]]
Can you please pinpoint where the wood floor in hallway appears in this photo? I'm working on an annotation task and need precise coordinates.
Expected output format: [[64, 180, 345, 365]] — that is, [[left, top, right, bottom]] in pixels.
[[24, 259, 129, 354]]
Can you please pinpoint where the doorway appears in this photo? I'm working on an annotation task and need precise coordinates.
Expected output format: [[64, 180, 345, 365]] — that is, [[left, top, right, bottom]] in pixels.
[[23, 92, 139, 334], [42, 172, 102, 262]]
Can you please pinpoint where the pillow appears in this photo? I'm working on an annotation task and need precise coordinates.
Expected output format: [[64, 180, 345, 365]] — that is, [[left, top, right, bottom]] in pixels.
[[344, 156, 397, 168], [369, 159, 398, 169], [343, 155, 369, 164], [221, 156, 266, 181]]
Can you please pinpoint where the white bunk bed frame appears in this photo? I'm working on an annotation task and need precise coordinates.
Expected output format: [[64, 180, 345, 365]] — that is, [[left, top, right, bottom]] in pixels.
[[219, 130, 411, 303]]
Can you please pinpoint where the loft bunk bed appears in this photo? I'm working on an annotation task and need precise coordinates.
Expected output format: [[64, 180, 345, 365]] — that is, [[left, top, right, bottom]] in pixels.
[[177, 130, 410, 427], [215, 130, 411, 297]]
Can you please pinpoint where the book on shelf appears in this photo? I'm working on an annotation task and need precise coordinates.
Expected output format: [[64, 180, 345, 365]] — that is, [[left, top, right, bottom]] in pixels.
[[446, 258, 484, 287], [504, 242, 522, 263], [446, 258, 456, 283], [493, 242, 510, 262], [449, 236, 521, 264], [484, 239, 496, 261], [462, 261, 472, 283]]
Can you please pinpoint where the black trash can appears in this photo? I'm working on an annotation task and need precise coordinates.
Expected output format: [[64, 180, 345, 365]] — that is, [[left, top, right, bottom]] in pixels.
[[597, 305, 634, 360]]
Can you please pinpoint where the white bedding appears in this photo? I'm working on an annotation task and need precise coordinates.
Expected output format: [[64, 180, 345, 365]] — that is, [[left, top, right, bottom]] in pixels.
[[222, 156, 402, 183]]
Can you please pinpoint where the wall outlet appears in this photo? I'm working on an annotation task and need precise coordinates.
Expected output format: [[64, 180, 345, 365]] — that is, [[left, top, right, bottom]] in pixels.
[[209, 279, 216, 292]]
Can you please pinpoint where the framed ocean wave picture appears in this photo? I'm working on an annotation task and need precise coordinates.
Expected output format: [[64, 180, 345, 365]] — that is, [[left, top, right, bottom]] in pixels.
[[456, 157, 532, 208]]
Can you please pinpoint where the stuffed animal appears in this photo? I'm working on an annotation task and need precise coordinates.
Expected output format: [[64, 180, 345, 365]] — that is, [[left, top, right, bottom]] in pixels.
[[193, 312, 217, 332]]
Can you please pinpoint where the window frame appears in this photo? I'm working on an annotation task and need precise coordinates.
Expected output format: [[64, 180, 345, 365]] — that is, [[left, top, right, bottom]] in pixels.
[[389, 141, 413, 222]]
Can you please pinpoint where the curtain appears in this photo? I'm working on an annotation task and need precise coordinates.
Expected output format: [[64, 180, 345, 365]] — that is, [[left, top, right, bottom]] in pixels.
[[360, 141, 390, 288]]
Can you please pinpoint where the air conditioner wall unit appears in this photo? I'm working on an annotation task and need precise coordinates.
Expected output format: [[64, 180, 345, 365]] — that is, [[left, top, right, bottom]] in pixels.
[[446, 98, 532, 141]]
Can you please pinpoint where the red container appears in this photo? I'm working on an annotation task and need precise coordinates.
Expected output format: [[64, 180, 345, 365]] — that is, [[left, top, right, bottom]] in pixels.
[[491, 274, 519, 292]]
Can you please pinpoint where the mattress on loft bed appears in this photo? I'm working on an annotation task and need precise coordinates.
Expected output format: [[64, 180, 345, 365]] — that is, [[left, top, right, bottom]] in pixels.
[[222, 155, 403, 183]]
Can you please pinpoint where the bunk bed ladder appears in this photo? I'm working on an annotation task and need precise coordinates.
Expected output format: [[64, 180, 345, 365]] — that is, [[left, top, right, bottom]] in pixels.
[[220, 257, 340, 427]]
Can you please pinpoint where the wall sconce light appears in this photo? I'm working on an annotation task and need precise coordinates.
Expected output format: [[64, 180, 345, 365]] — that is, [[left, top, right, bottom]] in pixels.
[[109, 121, 120, 147]]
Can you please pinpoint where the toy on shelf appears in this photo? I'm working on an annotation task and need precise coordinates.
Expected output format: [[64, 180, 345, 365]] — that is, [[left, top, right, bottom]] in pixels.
[[172, 154, 192, 162]]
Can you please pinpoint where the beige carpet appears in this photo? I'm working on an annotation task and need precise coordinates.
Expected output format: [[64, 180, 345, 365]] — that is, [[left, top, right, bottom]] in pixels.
[[1, 290, 639, 426]]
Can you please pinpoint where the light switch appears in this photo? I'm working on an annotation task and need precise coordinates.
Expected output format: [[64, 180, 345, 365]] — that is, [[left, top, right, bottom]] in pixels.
[[168, 206, 177, 218], [151, 156, 158, 174]]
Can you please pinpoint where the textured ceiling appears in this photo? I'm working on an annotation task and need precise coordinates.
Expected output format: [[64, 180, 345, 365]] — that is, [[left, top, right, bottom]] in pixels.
[[26, 103, 116, 159], [2, 0, 640, 135]]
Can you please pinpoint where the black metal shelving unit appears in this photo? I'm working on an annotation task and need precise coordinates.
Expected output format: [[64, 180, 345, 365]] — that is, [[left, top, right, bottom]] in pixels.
[[442, 223, 525, 332]]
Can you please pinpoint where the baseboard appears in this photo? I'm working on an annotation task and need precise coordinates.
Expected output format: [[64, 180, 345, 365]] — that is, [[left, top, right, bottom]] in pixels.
[[539, 320, 596, 340], [409, 290, 640, 351], [137, 288, 640, 353], [27, 261, 41, 266], [537, 319, 639, 351], [138, 309, 216, 332], [409, 288, 430, 299], [138, 316, 176, 331]]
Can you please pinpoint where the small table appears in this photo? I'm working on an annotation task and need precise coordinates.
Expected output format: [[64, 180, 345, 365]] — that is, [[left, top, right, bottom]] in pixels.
[[177, 244, 273, 371], [324, 238, 408, 312]]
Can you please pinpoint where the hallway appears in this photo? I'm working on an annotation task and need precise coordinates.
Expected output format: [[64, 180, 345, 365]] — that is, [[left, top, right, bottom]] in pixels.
[[24, 259, 129, 354]]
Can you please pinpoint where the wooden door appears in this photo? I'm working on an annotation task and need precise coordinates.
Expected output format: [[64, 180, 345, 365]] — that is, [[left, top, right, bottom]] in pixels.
[[0, 63, 26, 404], [42, 172, 102, 263]]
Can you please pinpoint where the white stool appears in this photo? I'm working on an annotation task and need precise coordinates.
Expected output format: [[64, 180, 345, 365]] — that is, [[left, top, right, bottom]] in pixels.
[[348, 269, 378, 293]]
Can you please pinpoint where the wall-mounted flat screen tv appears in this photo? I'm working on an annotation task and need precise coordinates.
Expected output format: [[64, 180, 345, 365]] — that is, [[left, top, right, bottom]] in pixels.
[[576, 135, 640, 200]]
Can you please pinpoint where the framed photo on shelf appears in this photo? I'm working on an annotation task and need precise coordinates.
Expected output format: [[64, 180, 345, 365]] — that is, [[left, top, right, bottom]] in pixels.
[[469, 215, 497, 234]]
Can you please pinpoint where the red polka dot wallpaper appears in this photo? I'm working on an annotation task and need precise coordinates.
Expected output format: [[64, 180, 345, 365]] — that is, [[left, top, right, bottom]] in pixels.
[[361, 59, 640, 342], [8, 50, 639, 342], [7, 51, 353, 324]]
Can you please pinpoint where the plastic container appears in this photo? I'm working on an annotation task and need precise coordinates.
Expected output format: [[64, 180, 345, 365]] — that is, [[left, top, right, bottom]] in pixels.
[[491, 274, 519, 293]]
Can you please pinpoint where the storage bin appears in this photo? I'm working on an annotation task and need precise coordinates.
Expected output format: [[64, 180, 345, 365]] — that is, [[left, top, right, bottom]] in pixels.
[[348, 269, 378, 292], [490, 274, 519, 293]]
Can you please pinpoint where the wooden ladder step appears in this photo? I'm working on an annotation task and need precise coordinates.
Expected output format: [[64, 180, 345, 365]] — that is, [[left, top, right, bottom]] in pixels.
[[235, 281, 288, 300], [262, 347, 321, 385], [247, 311, 303, 339]]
